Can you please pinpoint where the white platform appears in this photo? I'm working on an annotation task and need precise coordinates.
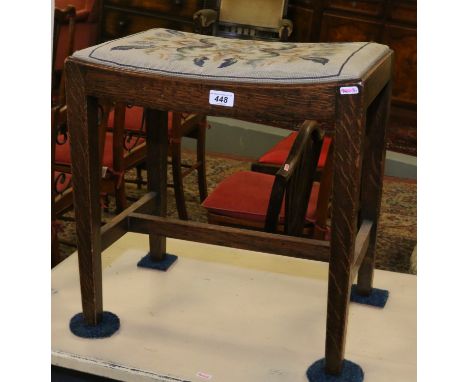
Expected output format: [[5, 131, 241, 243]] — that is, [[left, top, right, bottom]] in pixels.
[[51, 233, 416, 382]]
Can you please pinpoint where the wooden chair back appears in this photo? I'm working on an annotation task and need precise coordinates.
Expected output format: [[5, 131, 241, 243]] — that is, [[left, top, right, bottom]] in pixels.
[[219, 0, 287, 29], [199, 0, 290, 40], [53, 5, 76, 106], [265, 120, 324, 236]]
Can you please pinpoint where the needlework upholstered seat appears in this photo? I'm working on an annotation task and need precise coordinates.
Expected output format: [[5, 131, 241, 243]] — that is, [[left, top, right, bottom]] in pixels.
[[72, 28, 390, 84]]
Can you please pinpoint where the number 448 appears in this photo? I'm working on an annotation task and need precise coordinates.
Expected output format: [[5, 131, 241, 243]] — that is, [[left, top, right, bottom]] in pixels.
[[214, 96, 229, 103]]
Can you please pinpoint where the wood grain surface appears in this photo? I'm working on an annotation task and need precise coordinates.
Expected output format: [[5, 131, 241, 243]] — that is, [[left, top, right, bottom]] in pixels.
[[325, 83, 366, 374], [65, 60, 103, 325]]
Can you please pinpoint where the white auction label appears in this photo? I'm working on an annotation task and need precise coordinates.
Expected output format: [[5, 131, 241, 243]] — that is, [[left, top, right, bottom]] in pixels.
[[209, 90, 234, 107], [340, 86, 359, 95]]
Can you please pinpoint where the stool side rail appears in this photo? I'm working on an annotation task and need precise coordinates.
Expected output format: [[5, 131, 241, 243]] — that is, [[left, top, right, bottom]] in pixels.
[[101, 192, 157, 251], [127, 212, 331, 262], [99, 194, 374, 275], [351, 219, 373, 281], [66, 58, 342, 121]]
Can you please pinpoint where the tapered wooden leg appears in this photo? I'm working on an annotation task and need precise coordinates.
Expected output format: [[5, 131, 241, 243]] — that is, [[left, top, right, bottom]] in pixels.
[[171, 140, 189, 220], [357, 82, 392, 295], [196, 119, 208, 202], [146, 109, 168, 260], [324, 87, 366, 375], [66, 62, 103, 325]]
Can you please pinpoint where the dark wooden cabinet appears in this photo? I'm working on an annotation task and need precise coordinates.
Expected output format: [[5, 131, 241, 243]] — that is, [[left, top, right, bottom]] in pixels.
[[320, 12, 383, 42], [99, 0, 212, 40], [326, 0, 385, 17], [99, 0, 416, 155], [383, 23, 416, 106], [288, 0, 417, 155]]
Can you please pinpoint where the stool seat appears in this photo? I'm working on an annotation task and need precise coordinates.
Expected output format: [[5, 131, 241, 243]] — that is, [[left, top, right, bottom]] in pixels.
[[72, 28, 390, 84]]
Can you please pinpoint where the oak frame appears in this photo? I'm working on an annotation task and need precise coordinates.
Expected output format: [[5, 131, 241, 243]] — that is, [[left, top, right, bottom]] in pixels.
[[65, 49, 393, 375]]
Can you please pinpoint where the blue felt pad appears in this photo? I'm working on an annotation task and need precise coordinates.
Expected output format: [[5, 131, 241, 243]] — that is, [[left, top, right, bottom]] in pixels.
[[69, 311, 120, 339], [307, 358, 364, 382], [350, 284, 389, 308], [137, 253, 178, 271]]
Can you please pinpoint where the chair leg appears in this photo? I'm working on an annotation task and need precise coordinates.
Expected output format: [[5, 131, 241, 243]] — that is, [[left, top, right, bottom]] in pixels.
[[111, 102, 127, 213], [52, 221, 61, 267], [102, 193, 110, 212], [171, 140, 189, 220], [312, 142, 334, 240], [136, 164, 144, 189], [115, 180, 127, 213], [196, 121, 208, 202]]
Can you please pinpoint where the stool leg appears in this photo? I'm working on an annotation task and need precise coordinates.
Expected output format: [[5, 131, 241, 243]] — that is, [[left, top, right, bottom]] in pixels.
[[357, 82, 392, 295], [146, 109, 168, 260], [196, 119, 208, 202], [324, 87, 366, 375], [66, 62, 103, 325], [171, 140, 189, 220]]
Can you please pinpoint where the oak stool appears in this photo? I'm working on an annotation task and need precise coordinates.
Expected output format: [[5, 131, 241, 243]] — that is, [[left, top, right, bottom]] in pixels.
[[65, 28, 393, 381]]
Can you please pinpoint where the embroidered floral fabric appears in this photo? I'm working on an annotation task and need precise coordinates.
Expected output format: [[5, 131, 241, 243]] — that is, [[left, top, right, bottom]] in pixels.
[[73, 28, 390, 84]]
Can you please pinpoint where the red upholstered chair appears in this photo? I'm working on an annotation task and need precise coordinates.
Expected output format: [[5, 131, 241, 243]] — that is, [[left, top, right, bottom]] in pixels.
[[55, 106, 206, 219], [53, 0, 99, 70], [52, 6, 78, 266], [52, 105, 73, 266], [52, 5, 77, 107], [52, 4, 129, 264], [203, 120, 332, 239], [54, 103, 143, 213], [107, 105, 208, 220], [53, 0, 99, 96], [251, 132, 333, 176]]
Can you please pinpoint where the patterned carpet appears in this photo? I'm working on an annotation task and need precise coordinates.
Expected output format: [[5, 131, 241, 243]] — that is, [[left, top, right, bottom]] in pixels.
[[56, 151, 417, 274]]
